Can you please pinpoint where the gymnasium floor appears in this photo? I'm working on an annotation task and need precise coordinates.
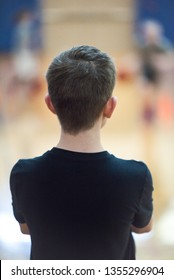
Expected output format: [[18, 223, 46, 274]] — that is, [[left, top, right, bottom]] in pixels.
[[0, 56, 174, 260]]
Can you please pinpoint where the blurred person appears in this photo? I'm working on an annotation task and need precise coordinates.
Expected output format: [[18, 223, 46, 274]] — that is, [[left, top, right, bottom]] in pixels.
[[10, 10, 42, 98], [135, 20, 174, 127], [0, 9, 42, 121], [10, 45, 153, 260], [12, 10, 41, 82]]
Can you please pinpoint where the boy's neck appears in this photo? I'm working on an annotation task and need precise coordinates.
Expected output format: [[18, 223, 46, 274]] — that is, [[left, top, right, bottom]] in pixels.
[[56, 125, 104, 153]]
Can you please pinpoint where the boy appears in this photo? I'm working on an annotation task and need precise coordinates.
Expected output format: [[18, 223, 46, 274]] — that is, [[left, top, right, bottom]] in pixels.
[[10, 45, 153, 260]]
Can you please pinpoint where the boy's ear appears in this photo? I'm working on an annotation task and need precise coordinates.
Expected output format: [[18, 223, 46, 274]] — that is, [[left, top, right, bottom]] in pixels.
[[45, 94, 56, 114], [103, 96, 117, 118]]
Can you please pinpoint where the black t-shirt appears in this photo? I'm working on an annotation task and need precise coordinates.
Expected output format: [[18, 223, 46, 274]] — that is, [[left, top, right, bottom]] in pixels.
[[10, 148, 153, 260]]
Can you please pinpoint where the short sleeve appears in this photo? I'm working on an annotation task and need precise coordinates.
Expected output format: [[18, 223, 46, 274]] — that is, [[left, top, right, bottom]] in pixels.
[[132, 166, 153, 228], [10, 161, 26, 224]]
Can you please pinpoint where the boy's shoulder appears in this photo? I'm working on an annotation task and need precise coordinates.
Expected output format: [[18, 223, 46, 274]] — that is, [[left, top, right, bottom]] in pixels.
[[111, 154, 149, 171], [10, 149, 53, 177], [110, 155, 152, 183]]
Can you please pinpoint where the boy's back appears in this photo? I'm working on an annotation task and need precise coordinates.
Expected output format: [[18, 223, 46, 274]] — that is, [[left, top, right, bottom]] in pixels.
[[10, 147, 153, 260]]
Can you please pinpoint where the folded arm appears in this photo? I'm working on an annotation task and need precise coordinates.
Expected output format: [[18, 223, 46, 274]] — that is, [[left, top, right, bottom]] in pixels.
[[131, 217, 153, 234], [20, 223, 30, 235]]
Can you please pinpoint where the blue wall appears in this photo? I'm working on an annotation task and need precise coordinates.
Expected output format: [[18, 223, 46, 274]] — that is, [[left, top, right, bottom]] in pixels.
[[135, 0, 174, 43]]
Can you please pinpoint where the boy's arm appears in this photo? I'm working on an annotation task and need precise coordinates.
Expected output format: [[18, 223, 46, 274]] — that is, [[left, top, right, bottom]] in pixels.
[[132, 165, 153, 234], [10, 161, 30, 235], [19, 223, 30, 234], [131, 217, 153, 234]]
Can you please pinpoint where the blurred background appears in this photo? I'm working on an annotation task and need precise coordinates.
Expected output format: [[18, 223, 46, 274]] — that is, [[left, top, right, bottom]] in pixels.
[[0, 0, 174, 259]]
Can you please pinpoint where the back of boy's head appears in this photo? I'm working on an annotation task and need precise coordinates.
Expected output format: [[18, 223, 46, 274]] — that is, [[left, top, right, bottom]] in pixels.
[[46, 45, 116, 134]]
